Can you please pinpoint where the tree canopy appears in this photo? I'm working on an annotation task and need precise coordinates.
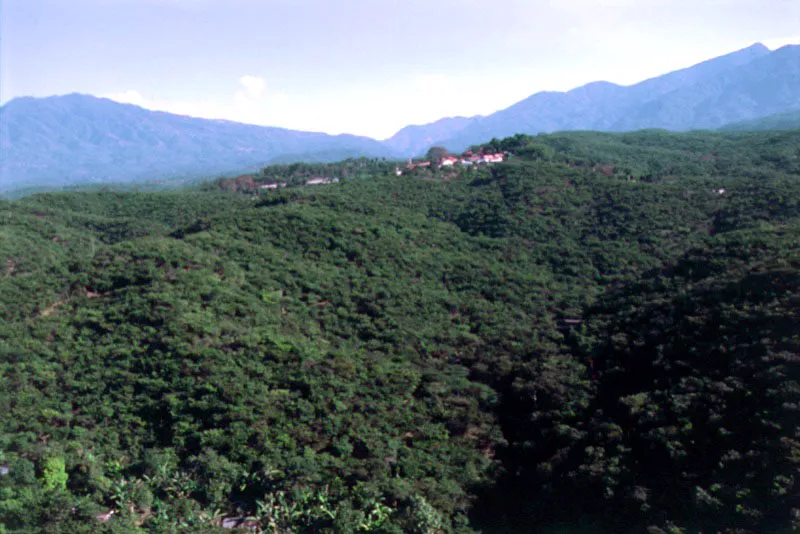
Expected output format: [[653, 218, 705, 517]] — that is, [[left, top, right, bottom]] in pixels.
[[0, 129, 798, 532]]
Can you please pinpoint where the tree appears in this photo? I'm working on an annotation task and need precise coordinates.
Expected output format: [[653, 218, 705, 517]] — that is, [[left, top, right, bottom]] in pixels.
[[41, 457, 68, 492], [234, 175, 256, 192], [425, 146, 450, 165]]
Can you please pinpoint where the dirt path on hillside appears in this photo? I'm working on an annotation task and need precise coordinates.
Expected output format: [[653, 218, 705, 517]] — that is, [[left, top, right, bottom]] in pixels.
[[39, 300, 65, 317], [39, 289, 106, 317], [4, 259, 16, 278]]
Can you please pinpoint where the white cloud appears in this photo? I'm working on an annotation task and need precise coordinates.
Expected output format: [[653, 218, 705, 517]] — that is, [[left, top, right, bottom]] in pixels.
[[412, 74, 452, 93], [102, 75, 289, 127], [103, 89, 149, 107], [103, 90, 223, 119], [101, 73, 474, 139], [762, 35, 800, 50], [238, 75, 267, 98]]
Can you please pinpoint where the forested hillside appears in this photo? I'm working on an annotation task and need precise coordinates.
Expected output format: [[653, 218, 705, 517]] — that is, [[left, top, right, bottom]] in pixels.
[[721, 109, 800, 131], [0, 130, 798, 533]]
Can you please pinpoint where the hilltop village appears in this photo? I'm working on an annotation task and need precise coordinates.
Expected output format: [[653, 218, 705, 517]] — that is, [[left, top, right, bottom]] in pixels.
[[219, 148, 511, 193], [258, 177, 339, 190], [398, 149, 507, 175]]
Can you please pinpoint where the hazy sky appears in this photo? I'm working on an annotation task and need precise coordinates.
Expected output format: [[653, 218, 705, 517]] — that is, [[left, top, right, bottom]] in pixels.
[[2, 0, 799, 138]]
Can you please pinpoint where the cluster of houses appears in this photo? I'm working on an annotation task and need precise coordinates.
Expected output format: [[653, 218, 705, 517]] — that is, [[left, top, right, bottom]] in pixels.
[[398, 150, 507, 175], [256, 150, 509, 188], [258, 177, 339, 190]]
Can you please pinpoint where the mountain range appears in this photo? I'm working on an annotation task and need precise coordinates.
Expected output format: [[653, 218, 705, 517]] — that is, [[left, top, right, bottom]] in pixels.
[[1, 42, 799, 192], [405, 43, 800, 151], [0, 94, 395, 192]]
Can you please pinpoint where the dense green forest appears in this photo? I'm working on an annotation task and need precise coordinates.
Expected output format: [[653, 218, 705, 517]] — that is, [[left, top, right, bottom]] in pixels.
[[0, 130, 798, 533]]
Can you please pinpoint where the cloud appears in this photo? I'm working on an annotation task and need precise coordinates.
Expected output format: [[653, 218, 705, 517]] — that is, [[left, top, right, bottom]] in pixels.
[[102, 75, 288, 127], [762, 35, 800, 49], [412, 74, 452, 93], [103, 90, 149, 107], [102, 90, 220, 118], [238, 75, 267, 98]]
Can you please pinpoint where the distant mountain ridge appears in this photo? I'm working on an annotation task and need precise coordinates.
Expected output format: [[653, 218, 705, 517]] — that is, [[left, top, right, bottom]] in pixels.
[[2, 42, 799, 191], [381, 116, 479, 156], [0, 94, 396, 191], [429, 43, 800, 152]]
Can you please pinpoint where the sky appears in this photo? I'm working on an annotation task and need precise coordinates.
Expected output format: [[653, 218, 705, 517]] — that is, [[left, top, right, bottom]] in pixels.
[[1, 0, 799, 139]]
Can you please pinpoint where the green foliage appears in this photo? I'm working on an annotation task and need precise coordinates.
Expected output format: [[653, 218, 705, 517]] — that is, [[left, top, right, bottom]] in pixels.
[[41, 457, 68, 492], [425, 146, 450, 165], [210, 157, 399, 191], [0, 129, 798, 532], [720, 109, 800, 131]]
